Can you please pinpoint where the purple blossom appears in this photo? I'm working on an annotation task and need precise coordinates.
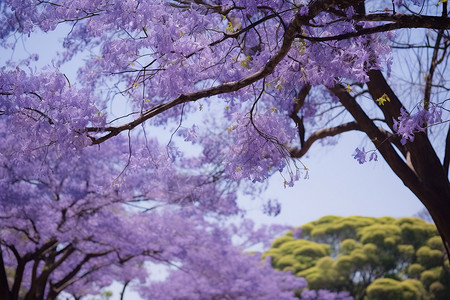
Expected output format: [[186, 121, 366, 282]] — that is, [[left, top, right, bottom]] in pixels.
[[353, 147, 367, 164], [369, 151, 378, 162], [300, 6, 309, 16], [180, 124, 199, 143], [263, 199, 282, 217], [393, 0, 422, 6], [225, 110, 297, 183], [393, 105, 442, 145], [301, 289, 354, 300], [353, 148, 378, 164]]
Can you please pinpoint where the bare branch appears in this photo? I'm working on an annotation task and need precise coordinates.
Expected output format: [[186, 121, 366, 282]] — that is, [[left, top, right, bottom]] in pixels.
[[424, 29, 447, 110], [366, 70, 447, 185], [290, 121, 362, 158], [120, 281, 130, 300]]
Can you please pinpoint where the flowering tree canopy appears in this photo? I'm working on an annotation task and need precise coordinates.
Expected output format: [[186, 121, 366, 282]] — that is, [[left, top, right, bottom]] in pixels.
[[0, 130, 310, 299], [1, 0, 449, 298]]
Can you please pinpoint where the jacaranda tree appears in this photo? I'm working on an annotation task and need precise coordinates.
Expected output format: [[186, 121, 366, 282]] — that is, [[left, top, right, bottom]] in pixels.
[[0, 0, 449, 298], [0, 128, 314, 299]]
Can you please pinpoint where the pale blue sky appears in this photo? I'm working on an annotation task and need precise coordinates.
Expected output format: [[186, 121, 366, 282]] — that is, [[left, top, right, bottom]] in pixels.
[[245, 131, 424, 227]]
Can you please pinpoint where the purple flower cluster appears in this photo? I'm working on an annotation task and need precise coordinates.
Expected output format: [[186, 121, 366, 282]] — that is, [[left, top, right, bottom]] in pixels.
[[301, 289, 354, 300], [353, 147, 378, 164], [393, 0, 422, 6], [393, 105, 442, 145], [263, 199, 282, 217], [0, 67, 104, 159], [225, 110, 297, 183]]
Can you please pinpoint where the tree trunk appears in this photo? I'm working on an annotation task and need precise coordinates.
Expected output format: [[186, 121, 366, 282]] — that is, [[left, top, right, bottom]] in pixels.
[[365, 70, 450, 259], [0, 249, 12, 300]]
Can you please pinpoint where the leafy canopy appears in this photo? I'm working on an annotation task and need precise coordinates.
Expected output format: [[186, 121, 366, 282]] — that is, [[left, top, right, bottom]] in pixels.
[[265, 216, 450, 300]]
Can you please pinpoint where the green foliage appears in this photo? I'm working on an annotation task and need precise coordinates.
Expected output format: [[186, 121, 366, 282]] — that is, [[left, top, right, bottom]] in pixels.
[[271, 235, 295, 248], [398, 244, 415, 262], [427, 236, 444, 251], [416, 246, 443, 269], [358, 224, 401, 247], [340, 239, 358, 254], [407, 264, 425, 279], [297, 257, 340, 291], [398, 219, 438, 249], [365, 278, 427, 300], [264, 239, 330, 273], [265, 216, 449, 300], [420, 269, 438, 290]]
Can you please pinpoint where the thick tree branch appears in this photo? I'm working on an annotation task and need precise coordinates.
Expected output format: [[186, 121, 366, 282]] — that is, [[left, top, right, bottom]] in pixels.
[[86, 0, 364, 144], [334, 80, 450, 257], [86, 16, 305, 143], [290, 121, 362, 158], [366, 70, 407, 135], [49, 250, 113, 296], [301, 15, 450, 42], [329, 84, 424, 194], [366, 70, 447, 185], [11, 257, 26, 300], [444, 125, 450, 176], [292, 84, 311, 115]]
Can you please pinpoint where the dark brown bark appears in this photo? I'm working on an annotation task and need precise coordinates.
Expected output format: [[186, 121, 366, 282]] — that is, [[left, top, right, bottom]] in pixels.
[[289, 85, 311, 148], [302, 14, 450, 42], [444, 126, 450, 176], [323, 76, 450, 261], [365, 70, 450, 259], [290, 121, 363, 158], [0, 249, 12, 300]]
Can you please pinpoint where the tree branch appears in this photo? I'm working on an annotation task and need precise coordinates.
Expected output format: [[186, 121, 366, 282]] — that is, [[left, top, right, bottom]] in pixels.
[[444, 125, 450, 176], [289, 84, 311, 148], [424, 28, 446, 110], [0, 249, 12, 300], [301, 15, 450, 42], [290, 121, 362, 158], [120, 281, 130, 300], [329, 84, 424, 194], [85, 0, 347, 144], [50, 250, 113, 295], [366, 70, 447, 186]]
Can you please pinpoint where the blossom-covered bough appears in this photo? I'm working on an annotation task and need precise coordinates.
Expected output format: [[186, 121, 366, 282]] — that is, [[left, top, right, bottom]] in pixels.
[[0, 0, 449, 299]]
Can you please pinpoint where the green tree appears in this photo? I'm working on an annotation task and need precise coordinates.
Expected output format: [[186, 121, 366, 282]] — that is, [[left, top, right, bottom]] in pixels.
[[365, 278, 427, 300], [264, 216, 450, 300]]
